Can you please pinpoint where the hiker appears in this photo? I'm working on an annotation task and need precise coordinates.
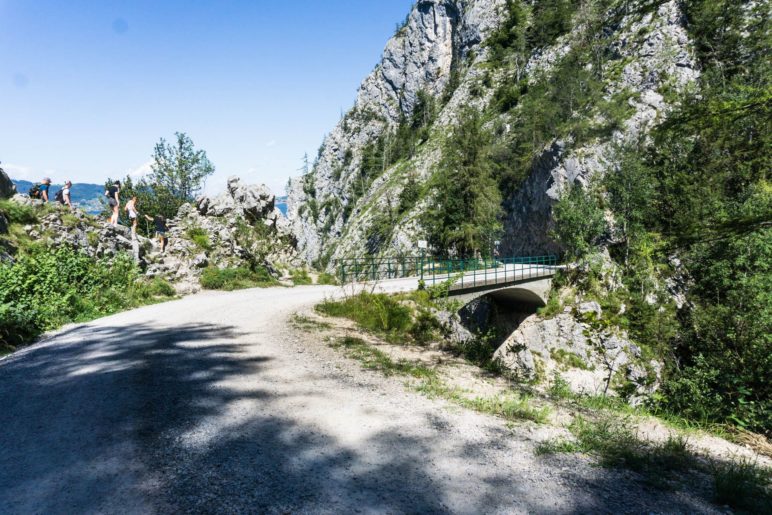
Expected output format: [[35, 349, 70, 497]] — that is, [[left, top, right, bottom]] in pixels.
[[144, 213, 168, 253], [105, 180, 120, 226], [125, 195, 139, 237], [55, 181, 73, 209], [29, 178, 52, 202]]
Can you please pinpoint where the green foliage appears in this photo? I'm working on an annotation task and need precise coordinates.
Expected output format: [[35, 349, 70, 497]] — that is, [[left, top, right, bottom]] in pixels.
[[0, 245, 174, 350], [548, 372, 573, 400], [550, 184, 606, 260], [317, 292, 412, 337], [199, 266, 277, 291], [712, 459, 772, 513], [316, 272, 338, 286], [486, 0, 527, 64], [150, 132, 215, 204], [526, 0, 579, 50], [186, 227, 212, 251], [423, 108, 503, 257], [0, 200, 38, 225], [290, 269, 313, 286], [331, 336, 437, 379]]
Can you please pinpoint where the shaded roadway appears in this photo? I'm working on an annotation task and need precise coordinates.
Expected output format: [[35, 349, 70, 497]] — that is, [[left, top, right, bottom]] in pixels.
[[0, 286, 720, 514]]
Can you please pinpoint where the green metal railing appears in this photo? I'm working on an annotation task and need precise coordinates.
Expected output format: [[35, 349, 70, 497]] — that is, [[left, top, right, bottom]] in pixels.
[[334, 255, 558, 288]]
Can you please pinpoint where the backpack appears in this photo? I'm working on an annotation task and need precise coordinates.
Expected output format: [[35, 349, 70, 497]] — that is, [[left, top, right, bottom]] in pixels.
[[28, 183, 41, 198], [55, 189, 65, 204]]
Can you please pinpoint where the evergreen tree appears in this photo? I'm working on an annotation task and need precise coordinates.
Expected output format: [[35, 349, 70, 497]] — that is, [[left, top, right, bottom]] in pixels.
[[424, 109, 502, 257]]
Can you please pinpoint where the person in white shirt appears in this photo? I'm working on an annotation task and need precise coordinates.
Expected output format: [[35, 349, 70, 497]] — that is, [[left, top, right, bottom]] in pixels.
[[62, 181, 73, 209]]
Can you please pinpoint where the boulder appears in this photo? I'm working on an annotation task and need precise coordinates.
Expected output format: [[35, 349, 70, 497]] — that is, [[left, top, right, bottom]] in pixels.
[[0, 167, 15, 199]]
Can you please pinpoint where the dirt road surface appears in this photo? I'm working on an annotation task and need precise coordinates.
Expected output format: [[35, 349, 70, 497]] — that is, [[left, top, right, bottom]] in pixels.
[[0, 286, 720, 514]]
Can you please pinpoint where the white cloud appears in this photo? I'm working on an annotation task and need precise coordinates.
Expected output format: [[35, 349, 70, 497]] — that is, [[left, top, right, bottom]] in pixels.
[[127, 160, 154, 179], [265, 140, 277, 148]]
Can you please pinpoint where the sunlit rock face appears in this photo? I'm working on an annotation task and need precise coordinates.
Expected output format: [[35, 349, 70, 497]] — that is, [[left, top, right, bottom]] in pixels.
[[288, 0, 698, 265]]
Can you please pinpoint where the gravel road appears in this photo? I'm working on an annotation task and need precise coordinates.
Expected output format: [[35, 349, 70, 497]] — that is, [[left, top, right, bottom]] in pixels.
[[0, 286, 720, 514]]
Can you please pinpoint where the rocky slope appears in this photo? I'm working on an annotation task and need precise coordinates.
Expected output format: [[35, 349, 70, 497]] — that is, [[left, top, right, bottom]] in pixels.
[[287, 0, 698, 263], [2, 177, 298, 293]]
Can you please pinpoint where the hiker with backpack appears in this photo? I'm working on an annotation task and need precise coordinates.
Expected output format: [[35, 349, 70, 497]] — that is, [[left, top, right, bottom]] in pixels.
[[29, 178, 52, 202], [105, 180, 120, 226], [55, 181, 72, 209], [144, 213, 168, 253]]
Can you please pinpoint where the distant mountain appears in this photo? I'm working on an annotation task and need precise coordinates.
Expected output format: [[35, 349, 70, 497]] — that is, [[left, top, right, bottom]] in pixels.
[[12, 179, 105, 214]]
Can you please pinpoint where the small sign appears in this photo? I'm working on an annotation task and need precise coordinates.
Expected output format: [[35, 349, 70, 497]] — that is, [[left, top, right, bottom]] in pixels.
[[494, 240, 501, 246], [417, 240, 428, 249]]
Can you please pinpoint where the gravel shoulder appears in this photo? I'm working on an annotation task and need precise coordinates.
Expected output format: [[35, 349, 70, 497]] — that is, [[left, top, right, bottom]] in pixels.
[[0, 285, 732, 513]]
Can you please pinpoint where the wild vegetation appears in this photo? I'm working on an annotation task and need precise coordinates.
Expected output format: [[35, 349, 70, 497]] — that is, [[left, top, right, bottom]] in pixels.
[[199, 266, 277, 291], [0, 243, 175, 354], [549, 0, 771, 435], [104, 132, 214, 234]]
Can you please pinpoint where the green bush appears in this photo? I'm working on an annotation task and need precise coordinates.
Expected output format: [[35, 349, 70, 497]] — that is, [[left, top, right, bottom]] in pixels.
[[0, 200, 38, 225], [316, 272, 338, 285], [316, 292, 413, 338], [199, 266, 276, 291], [186, 227, 211, 250], [0, 245, 175, 350], [290, 269, 313, 286]]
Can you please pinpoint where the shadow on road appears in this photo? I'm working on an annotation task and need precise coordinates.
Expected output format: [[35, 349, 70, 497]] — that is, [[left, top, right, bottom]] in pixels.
[[0, 320, 718, 514]]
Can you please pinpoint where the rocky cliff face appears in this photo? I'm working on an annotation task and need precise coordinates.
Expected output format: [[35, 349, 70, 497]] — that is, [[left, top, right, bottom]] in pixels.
[[287, 0, 505, 264], [287, 0, 698, 264]]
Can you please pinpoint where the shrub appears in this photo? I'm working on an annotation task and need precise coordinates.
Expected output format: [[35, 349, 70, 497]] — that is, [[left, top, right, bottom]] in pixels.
[[186, 227, 211, 250], [290, 269, 313, 286], [712, 459, 771, 513], [0, 200, 38, 225], [316, 272, 338, 285], [317, 292, 413, 338], [199, 266, 276, 291], [0, 245, 175, 350]]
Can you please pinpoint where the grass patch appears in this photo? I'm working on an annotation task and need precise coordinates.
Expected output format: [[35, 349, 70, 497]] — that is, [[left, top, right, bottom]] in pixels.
[[550, 348, 592, 370], [712, 459, 771, 513], [317, 292, 412, 340], [0, 199, 38, 225], [186, 227, 211, 250], [462, 394, 551, 424], [199, 266, 277, 291], [317, 272, 338, 285], [566, 415, 701, 490], [331, 336, 437, 379], [290, 269, 313, 285], [536, 438, 580, 456], [290, 314, 332, 331], [548, 372, 573, 400], [60, 212, 80, 229]]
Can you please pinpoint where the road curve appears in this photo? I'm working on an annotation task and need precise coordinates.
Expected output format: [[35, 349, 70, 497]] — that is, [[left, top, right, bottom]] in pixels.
[[0, 286, 719, 514]]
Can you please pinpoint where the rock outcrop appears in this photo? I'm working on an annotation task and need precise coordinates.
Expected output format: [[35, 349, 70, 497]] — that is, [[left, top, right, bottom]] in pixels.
[[0, 166, 15, 199], [4, 178, 298, 294], [492, 307, 660, 401], [287, 0, 699, 264], [8, 194, 148, 263], [145, 177, 298, 293]]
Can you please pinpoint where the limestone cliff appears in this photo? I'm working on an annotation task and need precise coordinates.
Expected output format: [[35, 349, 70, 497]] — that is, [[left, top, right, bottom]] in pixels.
[[287, 0, 699, 265]]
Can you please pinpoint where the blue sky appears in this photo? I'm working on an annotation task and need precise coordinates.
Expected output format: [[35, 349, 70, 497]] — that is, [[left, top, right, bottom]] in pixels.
[[0, 0, 414, 194]]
